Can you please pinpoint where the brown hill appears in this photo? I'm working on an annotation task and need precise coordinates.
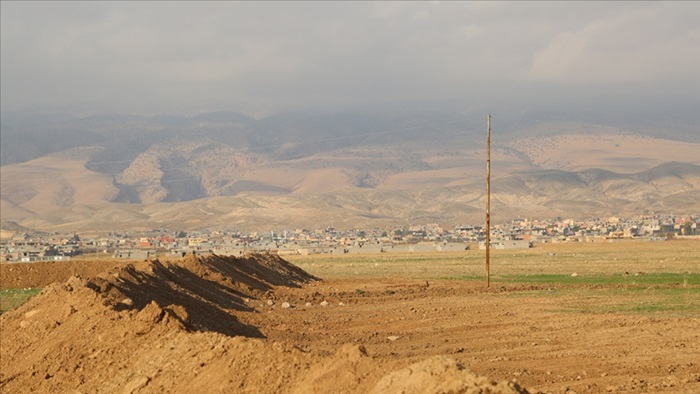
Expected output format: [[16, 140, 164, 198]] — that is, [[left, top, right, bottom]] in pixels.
[[506, 130, 699, 172], [2, 161, 698, 232], [2, 110, 699, 231]]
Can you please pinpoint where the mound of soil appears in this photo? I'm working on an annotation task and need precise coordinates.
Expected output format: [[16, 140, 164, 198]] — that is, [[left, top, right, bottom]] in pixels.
[[0, 254, 527, 393], [371, 356, 527, 394], [1, 259, 127, 288], [81, 253, 318, 336]]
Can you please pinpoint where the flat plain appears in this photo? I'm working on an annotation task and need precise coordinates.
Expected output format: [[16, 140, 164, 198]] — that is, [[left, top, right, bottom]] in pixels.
[[1, 239, 699, 393]]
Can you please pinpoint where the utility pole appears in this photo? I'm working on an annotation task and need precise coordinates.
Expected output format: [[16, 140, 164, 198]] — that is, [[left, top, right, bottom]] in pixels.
[[485, 114, 491, 288]]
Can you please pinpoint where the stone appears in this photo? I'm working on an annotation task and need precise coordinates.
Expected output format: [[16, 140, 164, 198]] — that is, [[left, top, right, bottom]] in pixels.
[[123, 376, 150, 394]]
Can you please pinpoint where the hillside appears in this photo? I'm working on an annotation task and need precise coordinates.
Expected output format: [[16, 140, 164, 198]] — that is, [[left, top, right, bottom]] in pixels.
[[1, 109, 699, 231]]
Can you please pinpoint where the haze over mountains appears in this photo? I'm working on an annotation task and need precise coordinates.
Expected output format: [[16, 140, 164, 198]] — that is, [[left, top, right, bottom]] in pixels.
[[1, 107, 699, 233]]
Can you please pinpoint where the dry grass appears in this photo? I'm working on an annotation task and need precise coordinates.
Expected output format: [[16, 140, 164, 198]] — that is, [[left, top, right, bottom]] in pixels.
[[286, 239, 699, 279], [288, 239, 700, 317]]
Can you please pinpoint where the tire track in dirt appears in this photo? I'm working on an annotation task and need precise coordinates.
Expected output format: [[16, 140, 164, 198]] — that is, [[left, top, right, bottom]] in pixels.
[[253, 279, 700, 393]]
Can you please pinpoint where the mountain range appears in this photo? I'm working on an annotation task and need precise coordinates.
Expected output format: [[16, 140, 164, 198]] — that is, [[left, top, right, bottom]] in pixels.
[[1, 108, 699, 233]]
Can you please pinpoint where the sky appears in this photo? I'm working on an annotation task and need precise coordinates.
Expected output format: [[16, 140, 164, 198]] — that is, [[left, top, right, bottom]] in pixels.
[[1, 1, 699, 116]]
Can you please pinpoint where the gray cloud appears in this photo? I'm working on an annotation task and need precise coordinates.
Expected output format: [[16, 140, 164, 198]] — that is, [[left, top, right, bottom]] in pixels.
[[1, 1, 698, 115]]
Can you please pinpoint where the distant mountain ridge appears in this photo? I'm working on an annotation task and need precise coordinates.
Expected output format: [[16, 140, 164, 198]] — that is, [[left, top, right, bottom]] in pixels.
[[1, 108, 699, 231]]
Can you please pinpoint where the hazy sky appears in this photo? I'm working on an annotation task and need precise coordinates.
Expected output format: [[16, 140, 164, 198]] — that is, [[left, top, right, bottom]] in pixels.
[[1, 1, 698, 115]]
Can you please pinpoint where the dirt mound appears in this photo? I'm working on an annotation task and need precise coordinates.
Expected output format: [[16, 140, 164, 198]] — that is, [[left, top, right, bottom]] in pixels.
[[0, 253, 317, 392], [78, 253, 318, 336], [0, 254, 530, 393], [1, 259, 128, 288], [371, 356, 528, 394], [179, 252, 319, 291]]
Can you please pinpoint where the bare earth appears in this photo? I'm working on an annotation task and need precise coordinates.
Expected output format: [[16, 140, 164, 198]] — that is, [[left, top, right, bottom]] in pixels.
[[1, 245, 699, 393]]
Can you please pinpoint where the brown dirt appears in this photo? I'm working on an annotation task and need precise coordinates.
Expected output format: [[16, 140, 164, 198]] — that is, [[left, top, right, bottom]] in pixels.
[[0, 259, 128, 289], [1, 253, 698, 393]]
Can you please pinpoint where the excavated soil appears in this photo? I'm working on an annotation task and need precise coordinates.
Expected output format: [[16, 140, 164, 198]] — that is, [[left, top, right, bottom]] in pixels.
[[1, 253, 699, 393]]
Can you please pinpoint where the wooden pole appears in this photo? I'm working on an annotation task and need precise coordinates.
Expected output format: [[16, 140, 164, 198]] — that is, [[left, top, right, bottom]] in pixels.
[[485, 114, 491, 288]]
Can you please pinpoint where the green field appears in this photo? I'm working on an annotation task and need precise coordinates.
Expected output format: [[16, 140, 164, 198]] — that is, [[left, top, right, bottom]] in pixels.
[[450, 272, 700, 285], [0, 288, 42, 313]]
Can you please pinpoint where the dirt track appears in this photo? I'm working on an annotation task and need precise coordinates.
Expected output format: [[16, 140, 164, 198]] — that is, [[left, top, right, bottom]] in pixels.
[[1, 253, 699, 393]]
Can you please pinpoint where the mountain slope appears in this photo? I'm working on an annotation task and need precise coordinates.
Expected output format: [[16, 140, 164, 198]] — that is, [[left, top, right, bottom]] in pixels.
[[1, 109, 699, 231], [3, 162, 698, 232]]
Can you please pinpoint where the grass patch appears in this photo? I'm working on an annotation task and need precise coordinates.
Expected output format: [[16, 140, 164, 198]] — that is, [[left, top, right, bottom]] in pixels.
[[0, 288, 42, 313], [442, 273, 700, 317], [444, 273, 700, 286], [557, 287, 700, 316]]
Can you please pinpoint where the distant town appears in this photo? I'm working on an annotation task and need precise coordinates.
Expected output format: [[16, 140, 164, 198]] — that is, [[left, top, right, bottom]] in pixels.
[[2, 214, 698, 263]]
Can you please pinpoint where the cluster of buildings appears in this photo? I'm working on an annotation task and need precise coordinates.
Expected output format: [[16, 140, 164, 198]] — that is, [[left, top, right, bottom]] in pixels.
[[2, 214, 697, 263]]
